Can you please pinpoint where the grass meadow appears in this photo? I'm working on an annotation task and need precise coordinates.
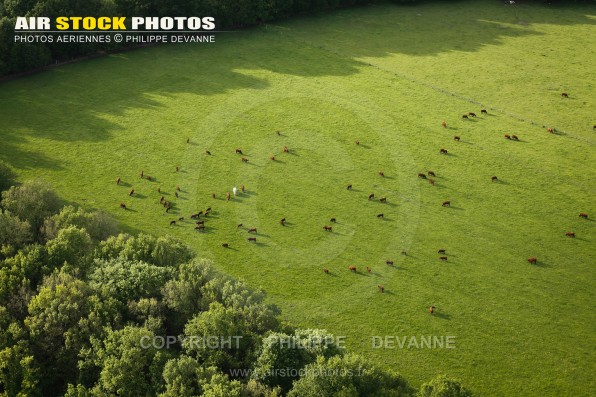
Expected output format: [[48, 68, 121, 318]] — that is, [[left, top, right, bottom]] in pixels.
[[1, 0, 595, 395]]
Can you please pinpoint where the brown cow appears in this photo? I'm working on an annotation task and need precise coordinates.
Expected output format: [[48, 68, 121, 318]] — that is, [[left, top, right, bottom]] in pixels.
[[237, 223, 243, 228], [176, 186, 181, 192], [428, 178, 435, 186], [140, 170, 144, 178], [438, 249, 446, 254], [323, 226, 333, 231], [222, 243, 229, 248], [462, 115, 468, 119], [120, 203, 127, 209], [377, 213, 384, 218], [241, 185, 245, 192], [428, 171, 436, 177], [187, 138, 190, 143], [212, 193, 216, 199], [366, 266, 372, 273], [160, 196, 165, 203], [440, 148, 448, 154], [347, 184, 353, 190], [561, 92, 569, 98], [248, 228, 257, 233], [547, 127, 554, 133], [196, 220, 205, 226], [178, 217, 184, 221], [129, 189, 134, 196], [226, 192, 231, 201], [379, 171, 385, 177], [283, 145, 289, 153], [190, 213, 199, 219], [418, 173, 427, 179], [565, 232, 576, 238], [241, 157, 249, 163], [511, 135, 519, 141], [146, 175, 153, 181], [157, 187, 161, 193], [116, 177, 121, 185], [195, 225, 206, 231], [492, 176, 498, 182], [175, 192, 179, 198], [527, 257, 537, 264], [579, 213, 588, 219], [454, 136, 460, 141], [441, 121, 447, 128], [380, 197, 387, 203], [247, 237, 257, 242], [270, 155, 275, 161], [469, 112, 477, 117], [378, 285, 385, 293], [386, 260, 394, 265], [276, 130, 281, 136], [442, 201, 451, 207], [355, 140, 360, 145], [330, 218, 337, 223], [429, 306, 435, 315], [235, 148, 243, 154], [348, 265, 357, 272], [481, 109, 488, 114], [206, 150, 211, 155], [368, 193, 375, 200], [505, 134, 511, 140], [176, 166, 179, 172], [280, 218, 286, 226], [440, 256, 448, 261], [169, 220, 176, 226], [323, 268, 329, 274], [401, 250, 407, 256]]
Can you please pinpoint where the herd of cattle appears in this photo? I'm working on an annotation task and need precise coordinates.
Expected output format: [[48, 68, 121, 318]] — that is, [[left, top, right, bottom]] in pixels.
[[115, 101, 590, 313]]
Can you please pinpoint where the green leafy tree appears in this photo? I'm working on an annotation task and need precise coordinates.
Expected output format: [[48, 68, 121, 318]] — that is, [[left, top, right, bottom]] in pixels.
[[160, 355, 202, 397], [0, 342, 41, 397], [0, 180, 62, 235], [419, 375, 473, 397], [45, 226, 93, 273], [42, 205, 117, 242], [0, 160, 16, 193], [288, 353, 412, 397]]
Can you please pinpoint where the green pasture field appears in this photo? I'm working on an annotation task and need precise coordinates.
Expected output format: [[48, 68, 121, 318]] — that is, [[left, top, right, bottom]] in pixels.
[[1, 0, 594, 395]]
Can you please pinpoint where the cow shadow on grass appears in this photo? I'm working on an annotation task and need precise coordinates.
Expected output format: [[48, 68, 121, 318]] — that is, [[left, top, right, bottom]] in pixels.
[[434, 312, 451, 321]]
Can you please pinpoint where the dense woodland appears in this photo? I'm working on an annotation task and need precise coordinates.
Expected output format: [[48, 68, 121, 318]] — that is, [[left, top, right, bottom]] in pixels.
[[0, 0, 586, 77], [0, 163, 471, 396]]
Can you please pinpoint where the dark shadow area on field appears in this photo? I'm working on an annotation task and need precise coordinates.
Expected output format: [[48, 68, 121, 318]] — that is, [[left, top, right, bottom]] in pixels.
[[381, 290, 396, 296], [434, 312, 451, 320], [532, 261, 552, 268], [2, 0, 594, 174]]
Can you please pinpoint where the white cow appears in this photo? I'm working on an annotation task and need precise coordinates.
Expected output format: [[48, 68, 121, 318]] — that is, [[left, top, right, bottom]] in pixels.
[[232, 187, 237, 197]]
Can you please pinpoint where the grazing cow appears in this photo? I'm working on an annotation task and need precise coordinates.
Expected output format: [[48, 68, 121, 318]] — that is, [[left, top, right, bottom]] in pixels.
[[454, 136, 460, 141], [280, 218, 286, 226], [323, 226, 333, 231], [367, 266, 372, 273], [206, 207, 211, 212], [222, 243, 229, 248], [429, 306, 435, 315], [579, 213, 588, 219], [428, 178, 435, 186], [469, 112, 477, 117], [440, 256, 448, 261], [146, 175, 153, 181], [355, 140, 360, 145], [190, 213, 199, 219], [276, 130, 281, 136], [166, 207, 171, 213], [492, 176, 498, 182], [176, 166, 179, 172], [270, 155, 275, 161], [226, 192, 231, 201], [176, 186, 181, 192], [428, 171, 436, 177], [196, 220, 205, 226], [438, 249, 446, 254], [195, 225, 206, 231], [348, 265, 357, 272], [237, 223, 243, 228], [547, 127, 554, 133], [235, 148, 243, 154], [379, 171, 385, 177], [160, 196, 165, 203], [368, 193, 375, 200], [481, 109, 488, 114], [323, 268, 329, 274], [505, 134, 511, 140], [462, 115, 468, 119], [386, 260, 394, 265], [129, 189, 134, 196], [178, 217, 184, 221], [247, 237, 257, 242], [169, 220, 176, 226], [330, 218, 337, 223], [593, 125, 596, 130], [561, 92, 569, 98], [233, 187, 238, 197], [187, 138, 190, 143], [440, 148, 448, 154], [401, 250, 407, 256], [565, 232, 576, 238], [175, 192, 179, 198], [116, 177, 121, 185], [347, 184, 353, 190], [442, 201, 451, 207], [157, 187, 161, 193], [119, 203, 127, 209], [511, 135, 519, 140], [441, 121, 447, 128], [140, 170, 144, 178], [248, 228, 257, 233], [241, 157, 249, 163], [206, 150, 211, 155], [380, 197, 387, 203], [212, 193, 216, 199], [528, 257, 537, 264], [241, 185, 245, 192], [283, 145, 289, 153], [377, 213, 384, 218], [378, 285, 385, 293]]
